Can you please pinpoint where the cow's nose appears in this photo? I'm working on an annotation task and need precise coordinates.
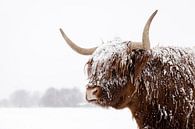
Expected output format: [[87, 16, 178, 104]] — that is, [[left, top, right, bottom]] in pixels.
[[86, 87, 101, 101]]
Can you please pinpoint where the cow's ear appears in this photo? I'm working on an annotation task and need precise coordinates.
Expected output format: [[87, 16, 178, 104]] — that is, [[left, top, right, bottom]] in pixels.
[[126, 42, 143, 54]]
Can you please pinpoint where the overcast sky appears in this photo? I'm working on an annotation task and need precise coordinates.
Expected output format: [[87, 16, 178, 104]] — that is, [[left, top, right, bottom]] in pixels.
[[0, 0, 195, 99]]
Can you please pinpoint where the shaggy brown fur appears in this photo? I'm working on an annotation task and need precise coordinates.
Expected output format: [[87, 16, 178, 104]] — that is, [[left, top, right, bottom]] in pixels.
[[86, 41, 195, 129]]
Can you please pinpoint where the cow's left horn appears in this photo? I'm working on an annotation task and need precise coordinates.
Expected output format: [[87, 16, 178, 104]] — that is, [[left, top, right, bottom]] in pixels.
[[142, 10, 158, 49], [60, 28, 97, 55]]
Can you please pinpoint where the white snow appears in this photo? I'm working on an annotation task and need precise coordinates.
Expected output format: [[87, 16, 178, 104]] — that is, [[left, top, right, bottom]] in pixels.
[[0, 108, 138, 129], [87, 39, 131, 98], [92, 37, 124, 62]]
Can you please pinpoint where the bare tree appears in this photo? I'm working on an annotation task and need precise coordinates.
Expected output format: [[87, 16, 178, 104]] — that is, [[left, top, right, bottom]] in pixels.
[[40, 87, 83, 107], [9, 89, 31, 107]]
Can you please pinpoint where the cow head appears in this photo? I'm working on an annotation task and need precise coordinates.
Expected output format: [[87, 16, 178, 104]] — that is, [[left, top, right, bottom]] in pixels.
[[60, 10, 157, 109]]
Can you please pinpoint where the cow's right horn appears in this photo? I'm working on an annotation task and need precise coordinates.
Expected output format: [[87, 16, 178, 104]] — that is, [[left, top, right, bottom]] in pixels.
[[142, 10, 158, 50], [60, 28, 97, 55]]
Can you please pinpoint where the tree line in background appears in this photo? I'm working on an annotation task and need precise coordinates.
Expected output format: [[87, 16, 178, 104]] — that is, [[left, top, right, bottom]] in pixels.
[[0, 87, 89, 107]]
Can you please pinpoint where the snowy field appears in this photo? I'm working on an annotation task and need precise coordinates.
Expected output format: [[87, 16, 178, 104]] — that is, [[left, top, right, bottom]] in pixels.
[[0, 107, 137, 129]]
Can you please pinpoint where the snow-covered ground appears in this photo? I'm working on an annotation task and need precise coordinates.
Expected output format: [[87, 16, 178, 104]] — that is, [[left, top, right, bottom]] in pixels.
[[0, 107, 137, 129]]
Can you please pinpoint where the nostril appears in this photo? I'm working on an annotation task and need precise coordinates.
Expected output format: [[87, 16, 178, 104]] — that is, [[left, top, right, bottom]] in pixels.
[[92, 87, 100, 96], [86, 86, 102, 101], [92, 89, 97, 95]]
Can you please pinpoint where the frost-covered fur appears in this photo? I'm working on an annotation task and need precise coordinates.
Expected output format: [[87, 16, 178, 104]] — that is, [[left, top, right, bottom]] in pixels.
[[86, 41, 195, 129], [133, 47, 195, 129]]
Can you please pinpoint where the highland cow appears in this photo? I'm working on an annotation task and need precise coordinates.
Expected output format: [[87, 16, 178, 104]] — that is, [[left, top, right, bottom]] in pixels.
[[60, 10, 195, 129]]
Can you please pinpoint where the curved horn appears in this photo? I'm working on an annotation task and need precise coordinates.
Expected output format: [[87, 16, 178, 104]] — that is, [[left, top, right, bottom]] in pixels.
[[142, 10, 158, 49], [60, 28, 97, 55]]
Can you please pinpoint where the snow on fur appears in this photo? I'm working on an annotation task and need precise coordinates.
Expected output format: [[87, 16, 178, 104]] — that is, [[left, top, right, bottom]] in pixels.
[[86, 39, 195, 129]]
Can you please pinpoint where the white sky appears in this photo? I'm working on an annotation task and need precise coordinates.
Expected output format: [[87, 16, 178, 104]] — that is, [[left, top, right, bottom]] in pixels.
[[0, 0, 195, 99]]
